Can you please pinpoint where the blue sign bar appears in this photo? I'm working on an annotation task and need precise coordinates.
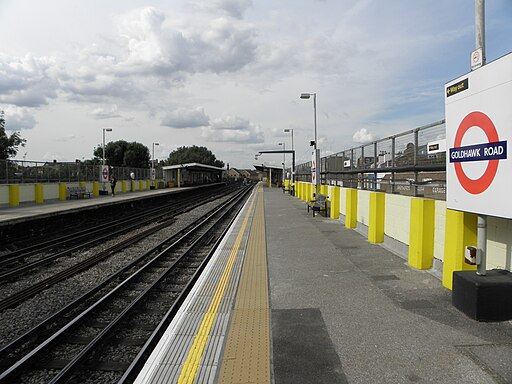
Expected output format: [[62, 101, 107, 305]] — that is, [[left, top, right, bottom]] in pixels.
[[450, 140, 507, 163]]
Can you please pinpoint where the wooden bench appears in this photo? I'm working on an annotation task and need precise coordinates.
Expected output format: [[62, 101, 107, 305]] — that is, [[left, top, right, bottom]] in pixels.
[[68, 186, 92, 199], [307, 193, 328, 217]]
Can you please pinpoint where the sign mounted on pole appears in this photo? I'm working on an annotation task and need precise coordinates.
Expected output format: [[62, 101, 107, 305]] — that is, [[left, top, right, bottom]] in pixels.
[[100, 165, 109, 183], [445, 52, 512, 219]]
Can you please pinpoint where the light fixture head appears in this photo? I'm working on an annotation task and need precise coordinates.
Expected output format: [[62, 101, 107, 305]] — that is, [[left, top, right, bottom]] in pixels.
[[300, 93, 311, 99]]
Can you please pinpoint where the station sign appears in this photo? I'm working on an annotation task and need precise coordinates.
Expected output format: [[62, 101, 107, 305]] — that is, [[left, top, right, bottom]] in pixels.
[[100, 165, 109, 182], [445, 52, 512, 219]]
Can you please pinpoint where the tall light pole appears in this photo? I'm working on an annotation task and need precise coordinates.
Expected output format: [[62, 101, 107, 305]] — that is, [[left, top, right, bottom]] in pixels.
[[284, 128, 294, 183], [300, 92, 319, 190], [152, 142, 159, 187], [278, 142, 286, 186], [152, 142, 159, 169], [102, 128, 112, 165]]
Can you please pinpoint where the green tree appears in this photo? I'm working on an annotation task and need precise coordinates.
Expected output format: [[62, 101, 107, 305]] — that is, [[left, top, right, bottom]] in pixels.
[[0, 111, 27, 160], [94, 140, 150, 168], [166, 145, 224, 168]]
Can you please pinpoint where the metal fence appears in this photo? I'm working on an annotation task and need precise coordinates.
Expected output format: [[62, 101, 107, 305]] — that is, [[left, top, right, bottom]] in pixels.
[[295, 120, 447, 200], [0, 160, 163, 184]]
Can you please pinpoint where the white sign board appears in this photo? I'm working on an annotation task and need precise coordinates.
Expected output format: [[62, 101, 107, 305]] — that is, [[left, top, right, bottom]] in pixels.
[[445, 52, 512, 219], [471, 47, 483, 71], [100, 165, 109, 182]]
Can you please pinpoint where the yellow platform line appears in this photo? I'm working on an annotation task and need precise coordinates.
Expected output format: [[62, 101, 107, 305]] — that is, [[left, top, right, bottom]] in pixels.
[[177, 187, 258, 384], [218, 186, 270, 383]]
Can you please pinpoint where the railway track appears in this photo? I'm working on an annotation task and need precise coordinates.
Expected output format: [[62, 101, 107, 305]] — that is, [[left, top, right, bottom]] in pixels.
[[0, 184, 238, 281], [0, 184, 253, 383]]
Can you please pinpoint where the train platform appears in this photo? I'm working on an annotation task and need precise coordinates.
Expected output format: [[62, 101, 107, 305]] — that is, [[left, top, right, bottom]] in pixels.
[[135, 183, 512, 384], [0, 186, 192, 225]]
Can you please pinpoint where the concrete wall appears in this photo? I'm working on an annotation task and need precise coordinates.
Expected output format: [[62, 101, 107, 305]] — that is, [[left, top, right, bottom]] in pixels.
[[295, 182, 512, 289]]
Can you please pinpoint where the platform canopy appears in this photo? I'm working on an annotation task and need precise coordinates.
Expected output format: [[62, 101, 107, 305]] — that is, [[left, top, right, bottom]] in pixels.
[[162, 163, 225, 172]]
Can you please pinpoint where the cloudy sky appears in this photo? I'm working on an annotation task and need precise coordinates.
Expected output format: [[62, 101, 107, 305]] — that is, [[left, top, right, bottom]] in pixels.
[[1, 0, 511, 169]]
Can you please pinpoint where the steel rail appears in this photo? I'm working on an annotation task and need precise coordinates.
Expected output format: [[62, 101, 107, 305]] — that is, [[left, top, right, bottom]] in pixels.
[[0, 185, 252, 383]]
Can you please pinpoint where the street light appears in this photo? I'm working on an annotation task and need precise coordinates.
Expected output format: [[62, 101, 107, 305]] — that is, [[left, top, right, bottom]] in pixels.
[[152, 142, 159, 187], [152, 142, 160, 168], [278, 142, 286, 186], [300, 92, 319, 189], [284, 128, 294, 183], [102, 128, 113, 165]]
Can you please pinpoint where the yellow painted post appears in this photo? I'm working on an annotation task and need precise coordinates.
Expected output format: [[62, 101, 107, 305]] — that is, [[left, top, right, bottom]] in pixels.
[[368, 191, 385, 243], [345, 188, 358, 229], [178, 169, 181, 188], [330, 186, 340, 219], [146, 180, 150, 190], [121, 180, 127, 193], [442, 209, 477, 290], [139, 180, 144, 191], [59, 183, 67, 201], [34, 183, 44, 204], [154, 180, 159, 190], [408, 198, 435, 269], [308, 183, 314, 202], [300, 182, 305, 200], [92, 181, 99, 196], [9, 184, 20, 207], [131, 180, 136, 192]]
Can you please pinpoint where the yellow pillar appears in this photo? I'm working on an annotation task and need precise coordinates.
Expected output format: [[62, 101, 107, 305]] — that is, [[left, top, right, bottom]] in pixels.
[[329, 186, 340, 219], [345, 188, 358, 229], [299, 182, 304, 200], [139, 180, 144, 191], [178, 169, 181, 188], [59, 183, 67, 201], [442, 209, 477, 290], [408, 198, 435, 269], [9, 184, 20, 207], [154, 180, 159, 190], [308, 183, 314, 202], [92, 181, 99, 196], [34, 183, 44, 204], [368, 191, 385, 243], [121, 180, 127, 193], [146, 180, 150, 190], [131, 180, 136, 192]]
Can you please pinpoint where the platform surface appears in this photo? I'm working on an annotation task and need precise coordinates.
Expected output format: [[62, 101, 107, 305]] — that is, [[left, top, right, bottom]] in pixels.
[[3, 183, 512, 383]]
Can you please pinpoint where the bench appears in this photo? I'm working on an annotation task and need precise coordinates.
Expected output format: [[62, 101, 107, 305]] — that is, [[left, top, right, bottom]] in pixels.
[[68, 186, 92, 199], [307, 193, 328, 217]]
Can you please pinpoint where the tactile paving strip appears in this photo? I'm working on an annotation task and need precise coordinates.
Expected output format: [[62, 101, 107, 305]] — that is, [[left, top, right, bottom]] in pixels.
[[218, 187, 270, 384]]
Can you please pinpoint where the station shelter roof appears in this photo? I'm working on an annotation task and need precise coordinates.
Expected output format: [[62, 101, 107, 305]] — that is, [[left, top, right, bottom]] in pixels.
[[162, 163, 225, 172]]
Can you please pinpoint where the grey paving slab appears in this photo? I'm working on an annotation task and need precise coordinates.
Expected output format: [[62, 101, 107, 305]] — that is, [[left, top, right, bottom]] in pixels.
[[264, 187, 512, 384]]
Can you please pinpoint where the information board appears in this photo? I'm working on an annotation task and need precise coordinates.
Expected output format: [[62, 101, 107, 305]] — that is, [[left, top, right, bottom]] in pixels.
[[445, 52, 512, 218]]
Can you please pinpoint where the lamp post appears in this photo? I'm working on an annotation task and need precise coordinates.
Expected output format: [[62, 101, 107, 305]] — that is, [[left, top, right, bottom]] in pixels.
[[278, 142, 286, 186], [102, 128, 112, 166], [101, 128, 112, 193], [300, 92, 319, 190], [152, 142, 159, 187], [284, 128, 294, 183]]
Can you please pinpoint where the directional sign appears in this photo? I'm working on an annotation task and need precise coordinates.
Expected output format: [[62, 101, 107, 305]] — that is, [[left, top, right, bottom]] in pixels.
[[446, 52, 512, 219]]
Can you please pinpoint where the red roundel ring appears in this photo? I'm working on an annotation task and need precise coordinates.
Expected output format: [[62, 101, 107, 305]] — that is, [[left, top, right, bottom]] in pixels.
[[453, 111, 499, 194]]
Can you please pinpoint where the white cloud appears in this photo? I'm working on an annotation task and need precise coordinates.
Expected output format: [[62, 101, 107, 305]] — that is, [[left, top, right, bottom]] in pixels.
[[89, 105, 122, 119], [161, 107, 210, 128], [3, 105, 36, 131], [352, 128, 374, 144], [203, 115, 264, 143], [0, 54, 58, 107]]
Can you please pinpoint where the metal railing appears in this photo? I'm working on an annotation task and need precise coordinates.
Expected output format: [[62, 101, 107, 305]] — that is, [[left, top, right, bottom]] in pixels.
[[295, 120, 446, 200], [0, 160, 163, 184]]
